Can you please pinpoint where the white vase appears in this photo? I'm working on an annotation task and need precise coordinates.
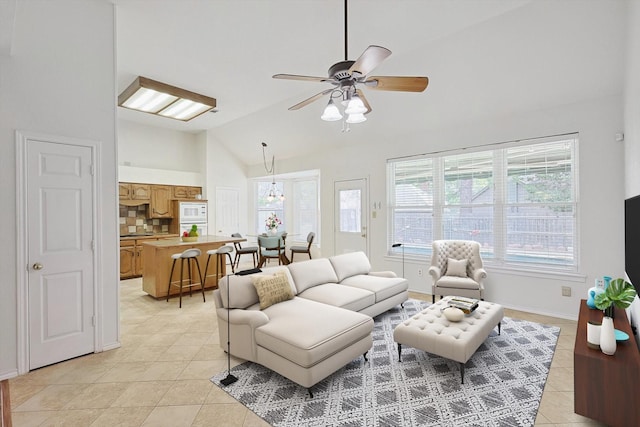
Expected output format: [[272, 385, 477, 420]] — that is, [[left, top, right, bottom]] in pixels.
[[586, 321, 601, 349], [599, 316, 616, 355], [268, 228, 278, 236]]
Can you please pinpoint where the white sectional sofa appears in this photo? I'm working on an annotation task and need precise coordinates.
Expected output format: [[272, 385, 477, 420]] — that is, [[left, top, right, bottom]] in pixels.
[[213, 251, 408, 394]]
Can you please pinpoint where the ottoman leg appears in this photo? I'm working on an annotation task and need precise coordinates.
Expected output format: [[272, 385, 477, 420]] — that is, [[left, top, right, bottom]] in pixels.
[[363, 351, 368, 362], [460, 363, 465, 384], [498, 322, 501, 335], [397, 343, 402, 362]]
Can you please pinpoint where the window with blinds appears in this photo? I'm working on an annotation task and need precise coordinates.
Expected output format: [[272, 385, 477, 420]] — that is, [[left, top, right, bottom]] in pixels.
[[387, 135, 578, 270], [255, 175, 320, 242], [257, 181, 285, 233]]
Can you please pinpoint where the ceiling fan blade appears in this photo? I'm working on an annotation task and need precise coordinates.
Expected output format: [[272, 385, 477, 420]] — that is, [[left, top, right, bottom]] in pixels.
[[356, 89, 372, 114], [273, 73, 331, 83], [364, 76, 429, 92], [288, 88, 334, 111], [348, 45, 392, 77]]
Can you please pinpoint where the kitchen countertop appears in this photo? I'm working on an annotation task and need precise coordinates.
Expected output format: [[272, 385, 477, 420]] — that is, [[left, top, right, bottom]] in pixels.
[[140, 235, 245, 247], [119, 233, 179, 241]]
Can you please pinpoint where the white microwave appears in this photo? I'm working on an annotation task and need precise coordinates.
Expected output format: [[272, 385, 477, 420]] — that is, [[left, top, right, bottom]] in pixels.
[[178, 201, 207, 223]]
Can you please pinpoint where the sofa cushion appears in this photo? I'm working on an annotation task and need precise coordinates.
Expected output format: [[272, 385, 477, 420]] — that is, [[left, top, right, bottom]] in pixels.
[[298, 283, 375, 312], [329, 251, 371, 282], [446, 258, 468, 277], [252, 270, 295, 309], [218, 266, 294, 309], [340, 275, 409, 303], [287, 258, 339, 293], [254, 297, 373, 368]]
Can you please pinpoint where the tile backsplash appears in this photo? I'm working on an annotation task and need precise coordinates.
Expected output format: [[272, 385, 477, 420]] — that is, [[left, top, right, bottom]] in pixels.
[[119, 205, 170, 235]]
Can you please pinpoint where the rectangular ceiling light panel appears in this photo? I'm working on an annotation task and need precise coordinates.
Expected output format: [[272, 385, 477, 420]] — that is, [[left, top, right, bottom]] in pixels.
[[118, 76, 217, 121]]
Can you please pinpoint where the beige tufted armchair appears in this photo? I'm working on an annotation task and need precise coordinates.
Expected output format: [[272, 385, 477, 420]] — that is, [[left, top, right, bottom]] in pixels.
[[428, 240, 487, 303]]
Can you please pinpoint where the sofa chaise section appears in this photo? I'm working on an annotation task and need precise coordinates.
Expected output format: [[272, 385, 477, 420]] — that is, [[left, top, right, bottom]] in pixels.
[[213, 266, 374, 391], [212, 252, 408, 393]]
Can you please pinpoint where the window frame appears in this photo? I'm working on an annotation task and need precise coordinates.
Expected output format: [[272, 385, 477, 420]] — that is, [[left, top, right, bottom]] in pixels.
[[387, 134, 579, 272]]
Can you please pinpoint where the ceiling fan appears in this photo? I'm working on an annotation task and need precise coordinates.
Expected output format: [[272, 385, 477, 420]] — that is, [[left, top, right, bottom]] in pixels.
[[273, 0, 429, 125]]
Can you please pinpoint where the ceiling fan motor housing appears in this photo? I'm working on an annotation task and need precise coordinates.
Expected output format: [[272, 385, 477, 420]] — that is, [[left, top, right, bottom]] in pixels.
[[329, 60, 356, 80]]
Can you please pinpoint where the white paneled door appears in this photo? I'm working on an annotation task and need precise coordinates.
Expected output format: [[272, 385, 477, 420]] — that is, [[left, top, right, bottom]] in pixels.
[[334, 179, 368, 256], [26, 139, 95, 370], [215, 187, 239, 235]]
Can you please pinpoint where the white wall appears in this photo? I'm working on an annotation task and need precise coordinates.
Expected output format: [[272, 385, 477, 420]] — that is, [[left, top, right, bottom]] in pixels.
[[203, 131, 249, 235], [0, 1, 118, 378], [118, 120, 202, 172], [244, 94, 625, 320], [118, 120, 206, 185], [624, 0, 640, 345]]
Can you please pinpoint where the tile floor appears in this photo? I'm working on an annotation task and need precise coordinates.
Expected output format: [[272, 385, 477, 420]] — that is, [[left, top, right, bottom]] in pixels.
[[8, 271, 606, 426]]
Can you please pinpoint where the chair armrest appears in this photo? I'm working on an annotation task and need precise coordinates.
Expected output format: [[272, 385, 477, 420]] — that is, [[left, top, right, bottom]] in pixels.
[[369, 270, 398, 278], [428, 266, 442, 280], [472, 268, 487, 282]]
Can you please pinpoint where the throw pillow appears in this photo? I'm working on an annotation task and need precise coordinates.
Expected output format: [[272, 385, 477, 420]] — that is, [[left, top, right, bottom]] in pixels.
[[251, 270, 294, 309], [446, 258, 468, 277]]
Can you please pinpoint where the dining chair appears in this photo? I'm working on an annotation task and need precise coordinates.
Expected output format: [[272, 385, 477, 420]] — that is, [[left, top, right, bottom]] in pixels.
[[231, 233, 259, 269], [290, 232, 315, 262], [258, 233, 288, 267]]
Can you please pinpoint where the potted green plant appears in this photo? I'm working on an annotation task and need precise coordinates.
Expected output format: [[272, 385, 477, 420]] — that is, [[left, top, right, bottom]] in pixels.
[[594, 278, 637, 355]]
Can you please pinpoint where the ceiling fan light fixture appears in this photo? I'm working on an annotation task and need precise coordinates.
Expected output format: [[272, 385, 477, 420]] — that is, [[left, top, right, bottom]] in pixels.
[[344, 93, 367, 115], [321, 98, 343, 121], [346, 112, 367, 124]]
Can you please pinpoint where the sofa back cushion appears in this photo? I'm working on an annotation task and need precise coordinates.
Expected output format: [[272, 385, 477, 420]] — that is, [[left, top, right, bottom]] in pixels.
[[287, 258, 339, 293], [218, 266, 294, 309], [329, 251, 371, 282]]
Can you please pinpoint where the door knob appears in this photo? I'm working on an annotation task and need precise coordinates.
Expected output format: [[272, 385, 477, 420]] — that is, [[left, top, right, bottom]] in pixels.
[[33, 263, 43, 270]]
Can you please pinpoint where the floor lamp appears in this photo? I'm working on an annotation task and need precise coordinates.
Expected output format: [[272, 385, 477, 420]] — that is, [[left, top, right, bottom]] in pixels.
[[220, 272, 238, 386], [392, 243, 404, 277], [220, 266, 262, 386]]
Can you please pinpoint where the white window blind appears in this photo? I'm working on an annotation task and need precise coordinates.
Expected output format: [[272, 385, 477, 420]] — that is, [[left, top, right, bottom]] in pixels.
[[387, 135, 578, 270], [292, 179, 318, 239], [256, 181, 285, 233]]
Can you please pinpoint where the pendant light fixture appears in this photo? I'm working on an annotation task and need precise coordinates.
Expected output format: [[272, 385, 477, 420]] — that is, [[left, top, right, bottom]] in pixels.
[[262, 142, 285, 202]]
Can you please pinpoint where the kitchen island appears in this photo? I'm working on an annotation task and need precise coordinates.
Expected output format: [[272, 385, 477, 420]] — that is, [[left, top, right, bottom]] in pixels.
[[141, 235, 245, 298]]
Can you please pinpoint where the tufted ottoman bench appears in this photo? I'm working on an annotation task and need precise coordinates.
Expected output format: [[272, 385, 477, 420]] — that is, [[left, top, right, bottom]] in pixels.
[[393, 296, 503, 383]]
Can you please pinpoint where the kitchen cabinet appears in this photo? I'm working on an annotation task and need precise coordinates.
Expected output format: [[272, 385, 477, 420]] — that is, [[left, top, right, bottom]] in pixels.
[[173, 186, 202, 199], [149, 185, 173, 218], [119, 235, 179, 279], [120, 240, 136, 279], [119, 182, 151, 204]]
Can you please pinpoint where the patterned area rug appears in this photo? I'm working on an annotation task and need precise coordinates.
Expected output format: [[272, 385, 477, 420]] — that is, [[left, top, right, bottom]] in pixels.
[[211, 299, 559, 426]]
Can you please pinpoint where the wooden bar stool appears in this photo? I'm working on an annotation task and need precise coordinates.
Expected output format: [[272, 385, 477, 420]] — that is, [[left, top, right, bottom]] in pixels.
[[166, 248, 205, 308], [204, 246, 235, 287]]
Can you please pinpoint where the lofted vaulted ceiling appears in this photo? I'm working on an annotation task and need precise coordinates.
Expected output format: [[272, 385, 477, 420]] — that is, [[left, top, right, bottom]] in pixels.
[[114, 0, 628, 166]]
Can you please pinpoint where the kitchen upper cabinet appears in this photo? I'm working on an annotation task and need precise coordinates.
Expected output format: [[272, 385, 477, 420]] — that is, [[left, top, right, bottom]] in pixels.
[[119, 182, 151, 204], [173, 186, 202, 199], [149, 185, 173, 218]]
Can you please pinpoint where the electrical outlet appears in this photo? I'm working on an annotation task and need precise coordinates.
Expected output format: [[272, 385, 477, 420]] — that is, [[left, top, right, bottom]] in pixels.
[[562, 286, 571, 297], [417, 268, 423, 277]]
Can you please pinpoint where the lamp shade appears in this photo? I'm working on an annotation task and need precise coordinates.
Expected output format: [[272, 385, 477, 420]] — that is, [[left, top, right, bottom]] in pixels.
[[321, 99, 343, 121], [346, 112, 367, 124], [344, 93, 367, 115]]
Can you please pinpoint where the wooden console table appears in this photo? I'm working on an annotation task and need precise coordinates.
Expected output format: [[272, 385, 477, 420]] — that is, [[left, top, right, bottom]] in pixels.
[[574, 300, 640, 426]]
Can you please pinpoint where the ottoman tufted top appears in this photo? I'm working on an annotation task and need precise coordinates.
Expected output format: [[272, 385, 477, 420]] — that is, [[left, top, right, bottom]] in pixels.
[[393, 296, 504, 364]]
